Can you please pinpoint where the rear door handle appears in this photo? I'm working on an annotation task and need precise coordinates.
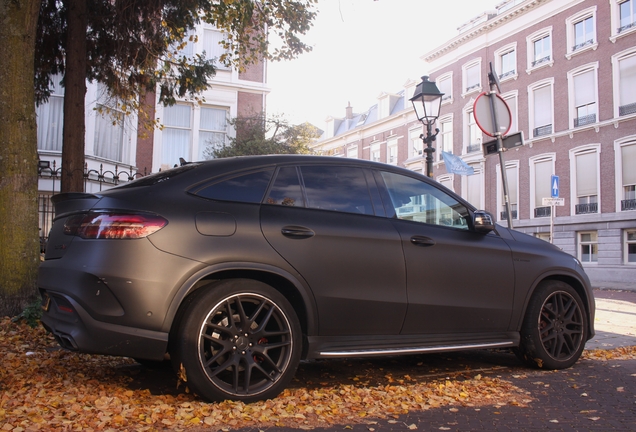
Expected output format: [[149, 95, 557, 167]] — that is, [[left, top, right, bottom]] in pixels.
[[410, 236, 435, 247], [281, 226, 315, 239]]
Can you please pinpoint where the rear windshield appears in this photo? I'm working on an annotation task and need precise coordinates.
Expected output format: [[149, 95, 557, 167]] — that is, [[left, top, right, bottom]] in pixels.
[[115, 164, 200, 189]]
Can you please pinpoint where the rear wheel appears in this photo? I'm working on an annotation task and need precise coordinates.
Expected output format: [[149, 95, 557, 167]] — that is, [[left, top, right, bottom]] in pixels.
[[173, 279, 302, 402], [516, 281, 587, 369]]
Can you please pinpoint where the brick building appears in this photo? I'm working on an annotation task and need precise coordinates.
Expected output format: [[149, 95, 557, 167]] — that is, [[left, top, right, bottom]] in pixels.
[[312, 0, 636, 286]]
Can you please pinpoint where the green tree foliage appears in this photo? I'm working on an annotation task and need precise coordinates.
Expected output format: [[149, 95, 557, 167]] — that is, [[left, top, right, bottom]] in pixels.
[[209, 115, 321, 158], [34, 0, 317, 191]]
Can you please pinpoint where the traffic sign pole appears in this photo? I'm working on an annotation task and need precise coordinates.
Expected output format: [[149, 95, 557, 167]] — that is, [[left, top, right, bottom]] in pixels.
[[487, 63, 513, 229]]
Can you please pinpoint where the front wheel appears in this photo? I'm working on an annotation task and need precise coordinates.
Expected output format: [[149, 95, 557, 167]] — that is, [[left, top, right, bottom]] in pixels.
[[173, 279, 302, 402], [516, 281, 588, 370]]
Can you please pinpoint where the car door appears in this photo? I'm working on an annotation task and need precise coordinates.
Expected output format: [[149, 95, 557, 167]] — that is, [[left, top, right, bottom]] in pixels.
[[260, 164, 407, 336], [377, 170, 515, 335]]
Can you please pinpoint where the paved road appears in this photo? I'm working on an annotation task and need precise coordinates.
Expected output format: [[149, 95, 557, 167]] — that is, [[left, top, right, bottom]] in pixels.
[[226, 288, 636, 432]]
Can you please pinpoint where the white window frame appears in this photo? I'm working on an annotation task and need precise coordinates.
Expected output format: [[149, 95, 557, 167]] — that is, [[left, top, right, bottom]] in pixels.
[[494, 42, 518, 83], [565, 6, 598, 59], [569, 144, 601, 216], [438, 174, 455, 192], [436, 114, 453, 162], [567, 63, 599, 129], [436, 72, 453, 106], [387, 137, 398, 165], [461, 163, 484, 209], [371, 141, 381, 162], [203, 26, 231, 70], [409, 127, 424, 159], [578, 231, 598, 263], [535, 232, 551, 243], [461, 59, 482, 97], [94, 104, 125, 162], [625, 229, 636, 264], [614, 135, 636, 212], [496, 160, 519, 222], [197, 105, 228, 160], [463, 100, 481, 154], [529, 154, 556, 219], [160, 103, 193, 169], [610, 0, 636, 41], [611, 47, 636, 118], [528, 78, 555, 139], [526, 27, 553, 73], [347, 145, 359, 159]]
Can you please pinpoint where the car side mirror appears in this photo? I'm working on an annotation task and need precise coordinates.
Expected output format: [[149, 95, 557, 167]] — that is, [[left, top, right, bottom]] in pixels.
[[473, 210, 495, 233]]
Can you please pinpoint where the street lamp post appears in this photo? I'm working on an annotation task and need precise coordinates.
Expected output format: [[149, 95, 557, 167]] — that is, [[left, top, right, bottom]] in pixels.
[[410, 76, 444, 178]]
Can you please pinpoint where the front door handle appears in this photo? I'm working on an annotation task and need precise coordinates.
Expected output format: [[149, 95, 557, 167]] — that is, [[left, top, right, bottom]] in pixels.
[[410, 236, 435, 247], [281, 226, 315, 239]]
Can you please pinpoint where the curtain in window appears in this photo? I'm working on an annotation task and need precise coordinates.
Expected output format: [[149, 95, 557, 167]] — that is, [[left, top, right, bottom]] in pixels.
[[534, 85, 552, 128], [574, 70, 595, 108], [501, 51, 515, 74], [622, 144, 636, 186], [203, 29, 227, 67], [576, 152, 597, 197], [36, 96, 64, 151], [619, 55, 636, 107], [534, 159, 552, 205], [94, 105, 124, 161], [162, 105, 191, 167], [503, 165, 518, 206], [438, 78, 451, 97]]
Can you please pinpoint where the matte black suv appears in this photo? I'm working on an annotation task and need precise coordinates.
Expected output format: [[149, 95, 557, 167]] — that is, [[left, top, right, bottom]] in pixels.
[[39, 155, 595, 402]]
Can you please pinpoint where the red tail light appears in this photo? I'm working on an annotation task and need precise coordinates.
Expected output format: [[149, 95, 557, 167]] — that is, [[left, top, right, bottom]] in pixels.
[[64, 212, 167, 239]]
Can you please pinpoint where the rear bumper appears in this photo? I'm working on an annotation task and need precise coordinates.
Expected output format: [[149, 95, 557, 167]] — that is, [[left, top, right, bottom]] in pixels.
[[40, 289, 168, 361]]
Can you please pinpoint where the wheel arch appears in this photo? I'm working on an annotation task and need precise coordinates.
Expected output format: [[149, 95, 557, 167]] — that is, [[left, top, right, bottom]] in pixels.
[[516, 272, 594, 340], [163, 263, 317, 355]]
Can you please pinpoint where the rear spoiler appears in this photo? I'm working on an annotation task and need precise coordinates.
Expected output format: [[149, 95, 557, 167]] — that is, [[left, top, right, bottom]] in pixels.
[[51, 193, 102, 218]]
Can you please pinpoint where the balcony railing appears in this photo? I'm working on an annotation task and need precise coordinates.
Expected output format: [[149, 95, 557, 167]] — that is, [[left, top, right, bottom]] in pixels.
[[534, 206, 551, 218], [574, 114, 596, 127], [499, 70, 516, 79], [618, 21, 636, 33], [619, 102, 636, 116], [533, 124, 552, 137], [466, 143, 481, 153], [572, 39, 594, 51], [622, 199, 636, 211], [531, 56, 551, 67], [575, 202, 598, 214]]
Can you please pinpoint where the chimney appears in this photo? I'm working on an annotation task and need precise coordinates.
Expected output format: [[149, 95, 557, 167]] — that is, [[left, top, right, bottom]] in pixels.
[[345, 102, 353, 120]]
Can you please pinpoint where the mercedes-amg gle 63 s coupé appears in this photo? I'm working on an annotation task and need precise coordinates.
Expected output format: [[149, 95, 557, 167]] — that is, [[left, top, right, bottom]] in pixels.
[[39, 155, 594, 402]]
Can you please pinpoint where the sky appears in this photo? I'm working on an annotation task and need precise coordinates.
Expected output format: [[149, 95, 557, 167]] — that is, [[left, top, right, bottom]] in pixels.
[[266, 0, 498, 128]]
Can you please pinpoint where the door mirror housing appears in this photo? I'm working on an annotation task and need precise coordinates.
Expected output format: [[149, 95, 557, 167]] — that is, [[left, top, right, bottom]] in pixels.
[[473, 210, 495, 233]]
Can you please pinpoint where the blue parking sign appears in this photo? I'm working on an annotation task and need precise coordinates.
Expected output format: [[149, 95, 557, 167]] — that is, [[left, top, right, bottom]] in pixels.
[[551, 175, 559, 198]]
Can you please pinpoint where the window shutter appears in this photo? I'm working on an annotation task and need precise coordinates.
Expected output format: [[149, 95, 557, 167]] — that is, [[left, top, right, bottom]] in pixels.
[[574, 70, 594, 107], [535, 160, 552, 204], [534, 85, 552, 127], [619, 55, 636, 106], [622, 144, 636, 186], [576, 152, 598, 197]]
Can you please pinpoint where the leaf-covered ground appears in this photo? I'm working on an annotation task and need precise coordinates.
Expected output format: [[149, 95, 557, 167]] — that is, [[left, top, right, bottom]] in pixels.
[[1, 317, 634, 431]]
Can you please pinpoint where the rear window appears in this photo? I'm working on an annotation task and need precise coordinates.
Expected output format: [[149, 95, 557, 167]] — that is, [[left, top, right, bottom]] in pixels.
[[191, 169, 274, 203]]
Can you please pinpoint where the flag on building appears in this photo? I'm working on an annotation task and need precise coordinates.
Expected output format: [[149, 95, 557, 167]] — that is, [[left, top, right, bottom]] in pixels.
[[442, 151, 474, 176]]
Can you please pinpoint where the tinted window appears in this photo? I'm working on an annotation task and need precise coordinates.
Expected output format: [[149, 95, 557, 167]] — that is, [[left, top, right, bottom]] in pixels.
[[381, 171, 469, 229], [193, 169, 274, 203], [266, 167, 304, 207], [301, 166, 374, 215]]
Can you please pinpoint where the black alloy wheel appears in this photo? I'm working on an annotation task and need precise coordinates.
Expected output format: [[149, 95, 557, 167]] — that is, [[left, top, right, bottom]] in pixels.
[[517, 280, 587, 369], [174, 279, 302, 402]]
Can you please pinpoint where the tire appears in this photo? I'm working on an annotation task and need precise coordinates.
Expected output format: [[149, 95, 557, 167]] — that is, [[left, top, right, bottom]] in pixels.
[[516, 281, 587, 370], [173, 279, 302, 402]]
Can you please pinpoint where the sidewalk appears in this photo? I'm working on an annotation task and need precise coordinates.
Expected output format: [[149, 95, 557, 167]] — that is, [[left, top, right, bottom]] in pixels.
[[587, 287, 636, 349]]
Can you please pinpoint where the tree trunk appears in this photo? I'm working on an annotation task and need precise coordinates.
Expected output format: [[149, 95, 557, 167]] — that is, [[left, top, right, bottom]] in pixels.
[[60, 0, 87, 193], [0, 0, 42, 317]]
